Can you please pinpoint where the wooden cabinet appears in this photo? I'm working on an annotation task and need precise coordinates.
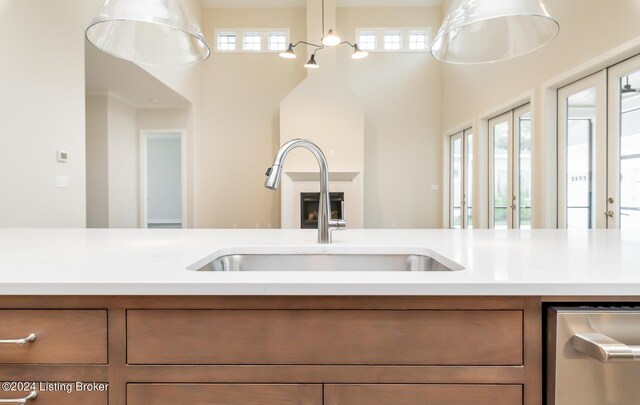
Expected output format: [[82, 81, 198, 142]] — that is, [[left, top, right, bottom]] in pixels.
[[128, 384, 322, 405], [0, 296, 541, 405], [324, 384, 522, 405], [0, 310, 107, 364], [127, 309, 522, 366]]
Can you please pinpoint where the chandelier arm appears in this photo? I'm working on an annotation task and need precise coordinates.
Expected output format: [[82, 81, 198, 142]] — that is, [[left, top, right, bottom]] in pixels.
[[293, 40, 323, 49]]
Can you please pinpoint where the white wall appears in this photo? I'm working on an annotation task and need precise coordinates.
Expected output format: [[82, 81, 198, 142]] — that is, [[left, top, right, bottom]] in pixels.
[[107, 97, 138, 228], [137, 108, 190, 131], [338, 7, 444, 228], [199, 8, 307, 228], [85, 95, 109, 228], [147, 137, 182, 223], [0, 0, 100, 227], [442, 0, 640, 228]]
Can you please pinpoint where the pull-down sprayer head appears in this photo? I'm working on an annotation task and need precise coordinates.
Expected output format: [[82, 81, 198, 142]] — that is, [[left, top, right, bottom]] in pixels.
[[264, 165, 283, 190]]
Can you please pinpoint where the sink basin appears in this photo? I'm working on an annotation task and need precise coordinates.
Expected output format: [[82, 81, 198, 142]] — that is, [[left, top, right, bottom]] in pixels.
[[188, 248, 464, 272]]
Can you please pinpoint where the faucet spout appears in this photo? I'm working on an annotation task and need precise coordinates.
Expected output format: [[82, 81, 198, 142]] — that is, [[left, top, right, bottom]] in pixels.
[[264, 139, 345, 244]]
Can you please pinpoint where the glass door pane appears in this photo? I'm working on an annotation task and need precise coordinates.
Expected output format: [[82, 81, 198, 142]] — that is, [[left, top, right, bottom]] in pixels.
[[464, 129, 474, 229], [566, 114, 593, 228], [450, 134, 463, 228], [490, 113, 512, 229], [515, 106, 532, 229], [609, 56, 640, 229]]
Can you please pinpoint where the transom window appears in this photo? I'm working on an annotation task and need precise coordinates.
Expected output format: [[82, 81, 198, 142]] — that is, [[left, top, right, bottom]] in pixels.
[[384, 31, 402, 50], [214, 29, 290, 53], [358, 31, 377, 50], [243, 33, 262, 51], [355, 28, 430, 53], [268, 32, 287, 51], [216, 33, 236, 51], [409, 31, 428, 50]]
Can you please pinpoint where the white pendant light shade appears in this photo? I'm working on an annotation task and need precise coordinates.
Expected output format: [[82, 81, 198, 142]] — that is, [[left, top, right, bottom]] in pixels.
[[351, 44, 368, 60], [322, 29, 341, 47], [86, 0, 210, 66], [279, 43, 297, 59], [431, 0, 559, 64]]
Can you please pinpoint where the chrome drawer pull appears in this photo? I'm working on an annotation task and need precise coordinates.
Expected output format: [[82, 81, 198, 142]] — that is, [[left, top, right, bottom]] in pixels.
[[0, 334, 36, 345], [0, 391, 37, 404], [573, 332, 640, 362]]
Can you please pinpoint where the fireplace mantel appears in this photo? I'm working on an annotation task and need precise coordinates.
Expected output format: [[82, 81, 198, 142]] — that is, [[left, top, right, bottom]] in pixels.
[[285, 171, 360, 182]]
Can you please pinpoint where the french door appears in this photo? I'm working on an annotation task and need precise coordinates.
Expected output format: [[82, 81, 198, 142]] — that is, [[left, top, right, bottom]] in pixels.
[[558, 56, 640, 228], [557, 71, 607, 229], [449, 128, 473, 229], [489, 104, 532, 229]]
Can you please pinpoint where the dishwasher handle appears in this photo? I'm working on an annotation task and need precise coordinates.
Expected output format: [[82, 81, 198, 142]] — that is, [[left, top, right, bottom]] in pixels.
[[573, 332, 640, 362]]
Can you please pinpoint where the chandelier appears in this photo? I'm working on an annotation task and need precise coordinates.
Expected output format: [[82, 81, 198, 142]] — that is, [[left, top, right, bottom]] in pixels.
[[279, 0, 368, 68]]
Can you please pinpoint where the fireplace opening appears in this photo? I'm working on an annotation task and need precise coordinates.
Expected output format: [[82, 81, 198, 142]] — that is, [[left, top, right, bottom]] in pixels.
[[300, 192, 344, 229]]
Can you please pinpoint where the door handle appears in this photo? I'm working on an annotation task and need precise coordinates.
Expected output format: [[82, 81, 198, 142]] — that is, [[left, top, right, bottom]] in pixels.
[[0, 334, 36, 345], [0, 392, 37, 404], [573, 332, 640, 362]]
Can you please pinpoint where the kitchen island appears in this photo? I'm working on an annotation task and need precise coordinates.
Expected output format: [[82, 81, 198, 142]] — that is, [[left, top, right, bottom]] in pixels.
[[0, 229, 638, 405]]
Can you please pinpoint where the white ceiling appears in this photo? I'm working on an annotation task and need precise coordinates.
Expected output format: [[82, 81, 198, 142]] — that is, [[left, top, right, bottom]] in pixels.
[[201, 0, 443, 8], [85, 41, 189, 108]]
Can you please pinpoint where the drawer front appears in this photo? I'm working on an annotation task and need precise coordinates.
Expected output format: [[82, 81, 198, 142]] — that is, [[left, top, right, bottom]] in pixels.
[[128, 384, 323, 405], [0, 387, 107, 405], [127, 310, 522, 365], [325, 384, 523, 405], [0, 310, 107, 364]]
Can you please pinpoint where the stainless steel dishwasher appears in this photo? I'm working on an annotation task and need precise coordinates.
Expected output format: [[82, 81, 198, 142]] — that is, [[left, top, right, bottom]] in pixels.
[[548, 307, 640, 405]]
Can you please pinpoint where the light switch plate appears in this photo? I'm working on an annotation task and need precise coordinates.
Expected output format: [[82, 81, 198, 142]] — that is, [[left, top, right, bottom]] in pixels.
[[57, 150, 68, 162], [56, 176, 69, 188]]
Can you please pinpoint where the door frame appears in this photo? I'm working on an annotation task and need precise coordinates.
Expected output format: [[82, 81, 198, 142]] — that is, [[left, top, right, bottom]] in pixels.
[[139, 129, 187, 229]]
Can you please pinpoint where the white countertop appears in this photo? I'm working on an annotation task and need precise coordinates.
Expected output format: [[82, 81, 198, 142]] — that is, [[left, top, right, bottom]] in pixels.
[[0, 228, 639, 296]]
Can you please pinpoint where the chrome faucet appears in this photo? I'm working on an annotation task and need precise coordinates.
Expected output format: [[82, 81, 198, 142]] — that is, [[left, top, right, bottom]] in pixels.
[[265, 139, 346, 244]]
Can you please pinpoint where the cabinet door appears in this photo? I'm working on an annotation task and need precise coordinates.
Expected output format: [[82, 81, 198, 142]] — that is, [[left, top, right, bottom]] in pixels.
[[325, 384, 522, 405], [127, 310, 522, 366], [0, 310, 107, 364], [128, 384, 322, 405]]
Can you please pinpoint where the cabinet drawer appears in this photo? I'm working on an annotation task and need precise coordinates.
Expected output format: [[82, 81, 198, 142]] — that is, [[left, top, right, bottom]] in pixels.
[[127, 310, 522, 365], [325, 384, 522, 405], [0, 388, 107, 405], [0, 310, 107, 364], [128, 384, 322, 405]]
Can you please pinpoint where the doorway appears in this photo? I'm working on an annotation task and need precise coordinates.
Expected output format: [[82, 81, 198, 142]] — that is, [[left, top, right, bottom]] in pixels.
[[557, 55, 640, 229], [140, 131, 186, 229]]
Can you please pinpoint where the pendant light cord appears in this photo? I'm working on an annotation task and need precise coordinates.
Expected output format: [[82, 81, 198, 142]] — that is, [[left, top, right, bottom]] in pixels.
[[321, 0, 325, 36]]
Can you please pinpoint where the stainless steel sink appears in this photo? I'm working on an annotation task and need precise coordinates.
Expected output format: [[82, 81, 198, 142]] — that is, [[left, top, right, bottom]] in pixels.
[[188, 250, 464, 272]]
